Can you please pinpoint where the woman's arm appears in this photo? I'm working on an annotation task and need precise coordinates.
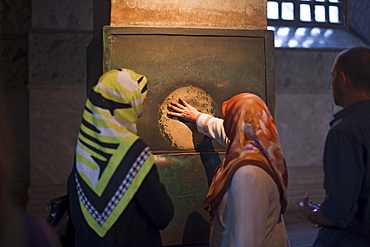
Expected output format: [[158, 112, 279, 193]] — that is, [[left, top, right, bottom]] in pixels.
[[168, 97, 228, 147]]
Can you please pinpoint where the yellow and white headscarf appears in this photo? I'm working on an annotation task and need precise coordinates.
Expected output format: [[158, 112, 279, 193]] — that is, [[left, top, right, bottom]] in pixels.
[[74, 68, 154, 237]]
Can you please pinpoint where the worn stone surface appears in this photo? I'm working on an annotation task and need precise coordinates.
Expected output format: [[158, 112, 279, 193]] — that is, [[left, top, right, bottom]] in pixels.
[[348, 1, 370, 44], [110, 0, 267, 29], [27, 84, 86, 218], [28, 31, 92, 85], [0, 39, 28, 87], [29, 84, 86, 186], [0, 0, 31, 36], [0, 0, 30, 208], [275, 49, 339, 90], [276, 91, 334, 168], [0, 88, 30, 207], [31, 0, 93, 30]]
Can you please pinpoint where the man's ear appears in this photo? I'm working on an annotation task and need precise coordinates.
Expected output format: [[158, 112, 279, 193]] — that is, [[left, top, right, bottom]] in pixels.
[[339, 71, 349, 89]]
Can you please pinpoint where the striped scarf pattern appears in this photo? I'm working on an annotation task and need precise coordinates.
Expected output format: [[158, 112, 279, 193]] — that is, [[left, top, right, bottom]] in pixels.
[[74, 68, 154, 237]]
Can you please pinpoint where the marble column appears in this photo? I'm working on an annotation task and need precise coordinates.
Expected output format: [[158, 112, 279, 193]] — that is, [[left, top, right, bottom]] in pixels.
[[0, 0, 31, 208], [27, 0, 93, 219], [110, 0, 267, 29]]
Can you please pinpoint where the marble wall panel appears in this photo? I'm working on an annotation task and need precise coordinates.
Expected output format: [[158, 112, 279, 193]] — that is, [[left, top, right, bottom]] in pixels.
[[93, 0, 111, 36], [29, 84, 86, 185], [276, 90, 336, 168], [0, 88, 29, 207], [28, 84, 86, 218], [275, 90, 343, 212], [0, 0, 31, 36], [28, 30, 93, 85], [348, 1, 370, 44], [0, 38, 28, 87], [31, 0, 93, 30], [275, 49, 340, 90]]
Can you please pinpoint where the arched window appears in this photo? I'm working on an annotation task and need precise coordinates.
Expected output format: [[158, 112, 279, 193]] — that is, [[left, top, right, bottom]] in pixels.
[[266, 0, 369, 48], [267, 0, 345, 28]]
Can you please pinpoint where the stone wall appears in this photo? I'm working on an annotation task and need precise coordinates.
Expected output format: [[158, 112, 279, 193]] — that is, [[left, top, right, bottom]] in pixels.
[[348, 1, 370, 44], [0, 0, 31, 207], [27, 0, 93, 218], [275, 48, 343, 211], [110, 0, 267, 29]]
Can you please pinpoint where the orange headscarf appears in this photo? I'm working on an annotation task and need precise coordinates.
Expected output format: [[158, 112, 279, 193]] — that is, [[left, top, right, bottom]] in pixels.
[[204, 93, 288, 216]]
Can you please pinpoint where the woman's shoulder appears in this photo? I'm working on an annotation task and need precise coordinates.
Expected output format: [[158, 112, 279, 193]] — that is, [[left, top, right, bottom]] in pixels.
[[234, 165, 267, 176], [233, 165, 275, 186]]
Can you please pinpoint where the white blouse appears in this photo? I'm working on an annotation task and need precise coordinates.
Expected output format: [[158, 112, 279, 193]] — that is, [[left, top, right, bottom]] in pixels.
[[209, 165, 290, 247], [196, 113, 290, 247]]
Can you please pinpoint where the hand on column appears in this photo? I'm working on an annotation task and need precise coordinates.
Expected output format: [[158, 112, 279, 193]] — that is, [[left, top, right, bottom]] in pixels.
[[167, 98, 201, 123]]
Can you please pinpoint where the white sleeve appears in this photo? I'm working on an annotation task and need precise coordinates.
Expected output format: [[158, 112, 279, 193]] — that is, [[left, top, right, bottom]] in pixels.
[[196, 113, 228, 147]]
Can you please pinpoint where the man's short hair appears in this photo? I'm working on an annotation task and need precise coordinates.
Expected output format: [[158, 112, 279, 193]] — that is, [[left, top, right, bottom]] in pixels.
[[336, 47, 370, 91]]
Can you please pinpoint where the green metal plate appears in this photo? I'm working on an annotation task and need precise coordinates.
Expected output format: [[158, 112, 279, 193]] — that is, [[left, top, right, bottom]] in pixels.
[[156, 151, 225, 246]]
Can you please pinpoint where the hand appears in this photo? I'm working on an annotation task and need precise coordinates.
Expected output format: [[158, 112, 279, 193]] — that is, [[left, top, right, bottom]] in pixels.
[[300, 193, 318, 220], [167, 98, 201, 123]]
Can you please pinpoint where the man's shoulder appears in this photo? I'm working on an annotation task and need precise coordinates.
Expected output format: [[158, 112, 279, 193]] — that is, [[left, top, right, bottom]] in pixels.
[[332, 106, 370, 129], [329, 106, 370, 143]]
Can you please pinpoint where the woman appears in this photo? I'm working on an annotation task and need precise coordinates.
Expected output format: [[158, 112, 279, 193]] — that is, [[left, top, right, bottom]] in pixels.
[[168, 93, 289, 246], [67, 68, 174, 246], [203, 93, 289, 247]]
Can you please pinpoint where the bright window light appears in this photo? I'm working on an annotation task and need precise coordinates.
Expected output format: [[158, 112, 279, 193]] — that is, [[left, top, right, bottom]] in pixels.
[[277, 27, 291, 36], [315, 5, 326, 22], [302, 39, 314, 48], [267, 2, 279, 19], [267, 0, 345, 29], [275, 38, 283, 47], [311, 27, 322, 36], [288, 40, 299, 47], [300, 4, 312, 22], [323, 29, 334, 38], [329, 6, 339, 23], [295, 27, 308, 36], [282, 2, 294, 20]]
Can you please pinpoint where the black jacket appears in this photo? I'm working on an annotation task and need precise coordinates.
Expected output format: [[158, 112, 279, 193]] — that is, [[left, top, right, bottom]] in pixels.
[[68, 164, 174, 247]]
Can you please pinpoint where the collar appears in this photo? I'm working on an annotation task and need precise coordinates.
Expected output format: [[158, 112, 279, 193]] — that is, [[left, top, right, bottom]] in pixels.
[[332, 100, 370, 125]]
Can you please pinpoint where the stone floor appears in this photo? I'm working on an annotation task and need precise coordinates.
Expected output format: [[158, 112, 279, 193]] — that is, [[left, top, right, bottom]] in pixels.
[[285, 212, 320, 247]]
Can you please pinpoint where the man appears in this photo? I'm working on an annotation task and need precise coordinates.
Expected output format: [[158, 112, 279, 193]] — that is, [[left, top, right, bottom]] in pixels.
[[301, 47, 370, 246]]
